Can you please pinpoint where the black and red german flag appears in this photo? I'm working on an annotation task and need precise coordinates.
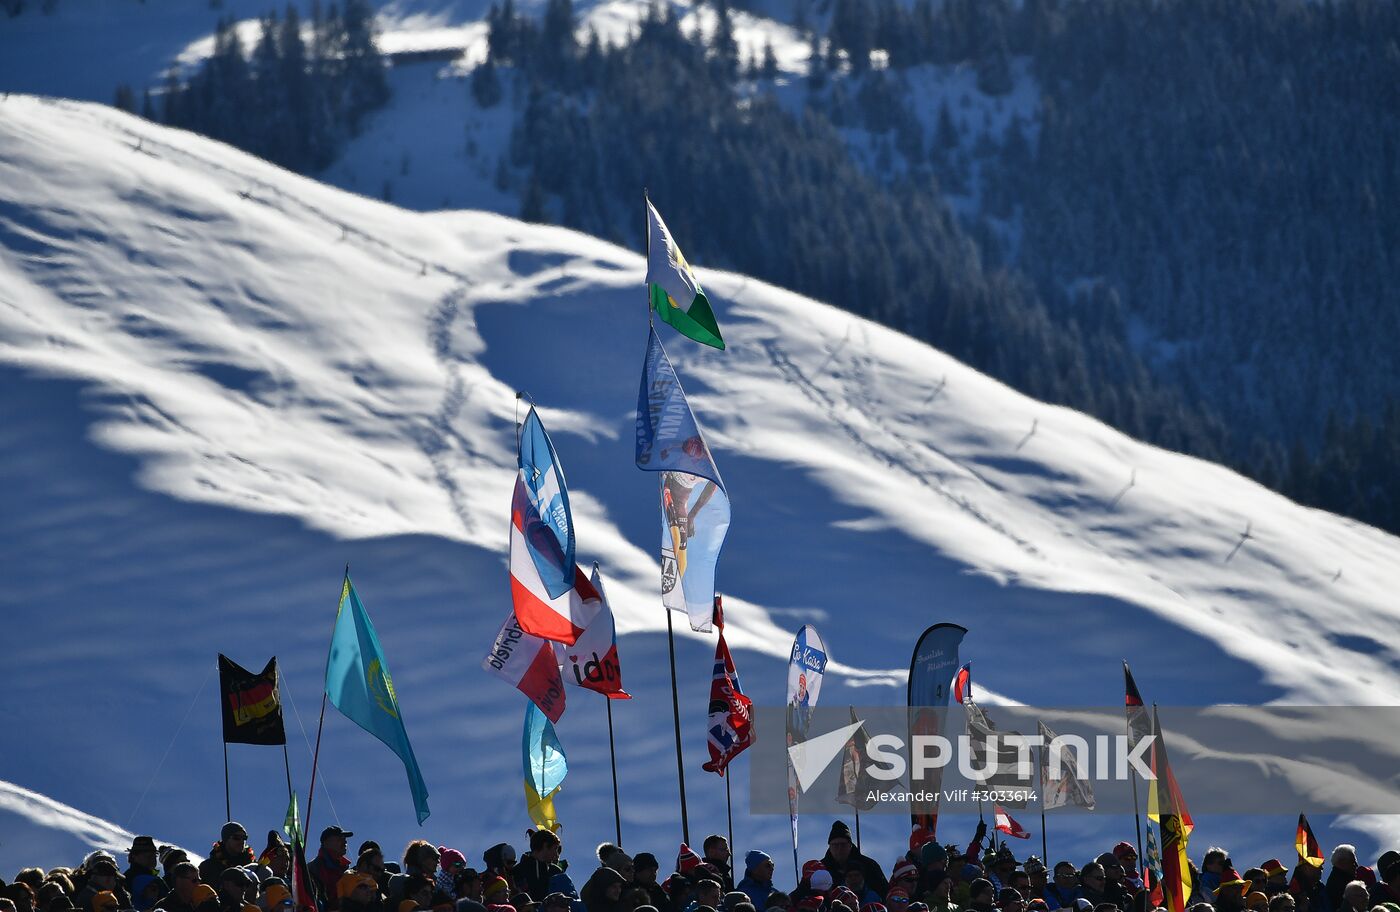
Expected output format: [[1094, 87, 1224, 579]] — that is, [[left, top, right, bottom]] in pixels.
[[219, 654, 286, 745]]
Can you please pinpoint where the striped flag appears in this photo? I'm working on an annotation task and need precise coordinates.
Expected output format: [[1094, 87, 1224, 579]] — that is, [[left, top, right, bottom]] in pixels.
[[702, 597, 753, 776], [517, 407, 576, 599], [995, 804, 1030, 839], [1147, 706, 1193, 912], [482, 610, 568, 722], [1124, 662, 1152, 752], [1145, 822, 1165, 908], [561, 565, 630, 700], [1296, 814, 1324, 869], [509, 475, 602, 644], [523, 701, 567, 832]]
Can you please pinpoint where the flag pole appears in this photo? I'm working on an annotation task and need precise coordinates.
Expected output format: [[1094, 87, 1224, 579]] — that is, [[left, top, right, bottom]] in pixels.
[[306, 564, 348, 837], [664, 593, 691, 845], [606, 697, 622, 846], [854, 807, 861, 846], [1124, 662, 1145, 863], [725, 771, 734, 860], [1038, 742, 1048, 865], [223, 740, 231, 821]]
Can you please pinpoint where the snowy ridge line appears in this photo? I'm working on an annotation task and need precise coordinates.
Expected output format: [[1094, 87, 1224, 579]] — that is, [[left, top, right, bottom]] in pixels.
[[46, 98, 467, 286]]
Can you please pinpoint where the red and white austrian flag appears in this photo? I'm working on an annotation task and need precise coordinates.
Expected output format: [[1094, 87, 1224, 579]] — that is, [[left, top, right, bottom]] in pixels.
[[995, 804, 1030, 839]]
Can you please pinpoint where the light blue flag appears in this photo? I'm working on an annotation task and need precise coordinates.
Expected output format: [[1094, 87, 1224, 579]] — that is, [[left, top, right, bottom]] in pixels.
[[325, 576, 430, 824], [635, 327, 731, 632], [519, 406, 576, 599], [522, 700, 568, 830]]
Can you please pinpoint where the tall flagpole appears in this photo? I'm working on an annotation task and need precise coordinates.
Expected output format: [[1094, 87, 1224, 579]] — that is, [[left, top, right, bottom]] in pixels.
[[725, 771, 734, 859], [223, 741, 231, 821], [306, 565, 347, 837], [1038, 741, 1048, 864], [665, 597, 691, 845], [606, 697, 622, 846]]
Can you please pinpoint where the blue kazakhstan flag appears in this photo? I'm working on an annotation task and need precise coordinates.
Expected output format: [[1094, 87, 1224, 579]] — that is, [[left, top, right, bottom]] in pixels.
[[636, 326, 731, 633], [325, 575, 430, 824]]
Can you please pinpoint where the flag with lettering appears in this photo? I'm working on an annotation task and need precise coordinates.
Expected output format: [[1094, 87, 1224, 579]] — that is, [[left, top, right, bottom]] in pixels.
[[483, 610, 568, 722], [636, 326, 730, 632], [561, 565, 630, 700], [219, 654, 286, 745]]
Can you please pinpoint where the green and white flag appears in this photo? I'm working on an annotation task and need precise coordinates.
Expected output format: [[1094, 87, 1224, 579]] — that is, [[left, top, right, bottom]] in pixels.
[[646, 198, 725, 350]]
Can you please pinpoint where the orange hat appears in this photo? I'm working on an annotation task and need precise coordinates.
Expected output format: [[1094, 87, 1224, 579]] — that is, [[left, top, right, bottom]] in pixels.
[[193, 885, 220, 906], [1247, 893, 1269, 910], [339, 873, 377, 899], [94, 892, 119, 912], [265, 885, 292, 908]]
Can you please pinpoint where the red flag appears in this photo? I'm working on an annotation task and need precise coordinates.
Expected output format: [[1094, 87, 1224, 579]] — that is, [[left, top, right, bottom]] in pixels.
[[1148, 706, 1193, 912], [482, 610, 567, 722], [562, 565, 631, 699], [702, 597, 753, 775], [952, 663, 972, 704], [994, 804, 1030, 839]]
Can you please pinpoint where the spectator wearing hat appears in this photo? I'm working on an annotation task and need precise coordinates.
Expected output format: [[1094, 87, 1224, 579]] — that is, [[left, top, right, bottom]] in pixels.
[[258, 835, 292, 885], [162, 849, 193, 882], [1108, 847, 1141, 893], [201, 825, 256, 886], [339, 872, 382, 912], [985, 852, 1017, 897], [736, 853, 777, 912], [845, 866, 880, 908], [308, 828, 355, 911], [1258, 862, 1289, 898], [1021, 860, 1046, 903], [628, 855, 667, 912], [74, 860, 129, 912], [823, 823, 888, 899], [1369, 856, 1400, 907], [583, 867, 630, 912], [518, 832, 564, 903], [127, 838, 163, 887]]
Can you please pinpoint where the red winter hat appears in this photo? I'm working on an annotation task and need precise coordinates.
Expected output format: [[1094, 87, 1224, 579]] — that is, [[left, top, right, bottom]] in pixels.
[[892, 861, 919, 883], [677, 844, 702, 875], [1260, 860, 1288, 879], [861, 904, 889, 912], [798, 899, 823, 912], [1112, 843, 1137, 860], [803, 860, 826, 882]]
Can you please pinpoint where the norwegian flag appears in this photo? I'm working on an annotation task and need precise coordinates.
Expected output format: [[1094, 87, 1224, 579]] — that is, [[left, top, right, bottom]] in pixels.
[[702, 597, 754, 776], [952, 663, 972, 704], [994, 804, 1030, 839]]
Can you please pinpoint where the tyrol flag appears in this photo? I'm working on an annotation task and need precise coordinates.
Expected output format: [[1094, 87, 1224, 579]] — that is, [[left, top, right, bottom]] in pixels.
[[482, 610, 568, 722], [562, 565, 630, 700], [523, 700, 568, 832], [1296, 814, 1324, 869], [325, 575, 431, 824], [511, 406, 601, 644], [636, 327, 731, 632], [702, 597, 753, 776], [219, 654, 285, 745], [646, 197, 725, 350], [1147, 706, 1194, 912]]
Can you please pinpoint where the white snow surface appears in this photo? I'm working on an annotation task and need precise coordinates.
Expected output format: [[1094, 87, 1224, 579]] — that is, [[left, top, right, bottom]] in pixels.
[[1, 98, 1399, 876]]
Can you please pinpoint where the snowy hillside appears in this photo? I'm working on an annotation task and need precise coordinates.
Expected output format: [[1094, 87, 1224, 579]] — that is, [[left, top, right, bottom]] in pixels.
[[1, 97, 1398, 878]]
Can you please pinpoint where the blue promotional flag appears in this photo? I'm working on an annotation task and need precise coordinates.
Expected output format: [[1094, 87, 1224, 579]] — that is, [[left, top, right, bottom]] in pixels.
[[635, 327, 731, 632], [519, 406, 576, 599], [325, 576, 430, 824], [522, 700, 568, 831], [907, 623, 968, 845]]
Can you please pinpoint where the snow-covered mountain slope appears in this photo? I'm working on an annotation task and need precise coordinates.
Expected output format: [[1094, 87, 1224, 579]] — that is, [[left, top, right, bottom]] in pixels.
[[1, 97, 1397, 877]]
